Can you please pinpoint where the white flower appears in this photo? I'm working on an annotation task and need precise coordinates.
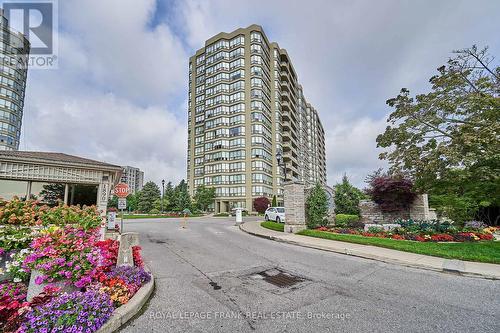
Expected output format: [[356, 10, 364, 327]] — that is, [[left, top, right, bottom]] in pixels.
[[13, 277, 21, 282], [12, 261, 20, 267]]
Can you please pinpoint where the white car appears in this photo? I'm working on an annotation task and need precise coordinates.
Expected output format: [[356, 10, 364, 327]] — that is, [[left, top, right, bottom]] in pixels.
[[264, 207, 286, 223]]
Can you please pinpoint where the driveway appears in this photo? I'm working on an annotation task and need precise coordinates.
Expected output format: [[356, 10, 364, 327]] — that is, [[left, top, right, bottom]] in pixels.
[[120, 216, 499, 333]]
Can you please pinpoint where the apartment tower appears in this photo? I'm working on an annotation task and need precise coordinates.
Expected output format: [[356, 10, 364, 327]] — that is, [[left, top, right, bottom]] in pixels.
[[187, 25, 326, 213], [0, 10, 30, 151]]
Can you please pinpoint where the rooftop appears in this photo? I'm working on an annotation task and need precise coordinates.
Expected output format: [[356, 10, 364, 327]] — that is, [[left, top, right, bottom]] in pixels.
[[0, 151, 122, 170]]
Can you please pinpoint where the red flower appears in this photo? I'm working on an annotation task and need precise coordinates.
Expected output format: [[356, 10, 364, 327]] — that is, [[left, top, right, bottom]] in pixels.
[[391, 234, 405, 240]]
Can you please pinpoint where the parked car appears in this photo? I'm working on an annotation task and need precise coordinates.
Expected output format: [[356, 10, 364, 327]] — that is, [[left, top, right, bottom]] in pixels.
[[264, 207, 286, 223]]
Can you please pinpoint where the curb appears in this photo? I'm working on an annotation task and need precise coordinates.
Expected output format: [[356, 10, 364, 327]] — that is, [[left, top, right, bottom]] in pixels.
[[239, 223, 500, 280], [96, 266, 155, 333]]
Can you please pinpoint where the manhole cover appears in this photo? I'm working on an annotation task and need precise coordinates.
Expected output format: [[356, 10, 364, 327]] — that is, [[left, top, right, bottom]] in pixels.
[[256, 269, 304, 288]]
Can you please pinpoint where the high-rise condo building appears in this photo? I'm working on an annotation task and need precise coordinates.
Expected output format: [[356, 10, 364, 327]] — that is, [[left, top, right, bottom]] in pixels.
[[120, 166, 144, 194], [0, 10, 30, 151], [187, 25, 326, 213]]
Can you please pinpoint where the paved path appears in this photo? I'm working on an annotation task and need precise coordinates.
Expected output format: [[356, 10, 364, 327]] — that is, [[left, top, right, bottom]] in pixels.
[[121, 217, 499, 333], [241, 221, 500, 279]]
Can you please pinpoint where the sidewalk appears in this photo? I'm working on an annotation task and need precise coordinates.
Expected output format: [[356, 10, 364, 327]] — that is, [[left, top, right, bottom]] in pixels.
[[239, 221, 500, 280]]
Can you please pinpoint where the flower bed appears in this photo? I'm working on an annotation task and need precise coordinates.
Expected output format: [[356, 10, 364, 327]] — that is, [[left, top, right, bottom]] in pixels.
[[319, 219, 497, 243], [0, 198, 151, 332]]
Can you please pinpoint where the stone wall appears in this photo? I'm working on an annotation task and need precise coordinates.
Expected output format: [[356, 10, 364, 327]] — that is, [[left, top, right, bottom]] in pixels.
[[359, 194, 434, 224]]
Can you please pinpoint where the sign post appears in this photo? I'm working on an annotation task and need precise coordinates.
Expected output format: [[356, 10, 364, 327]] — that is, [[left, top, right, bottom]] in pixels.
[[114, 183, 130, 233]]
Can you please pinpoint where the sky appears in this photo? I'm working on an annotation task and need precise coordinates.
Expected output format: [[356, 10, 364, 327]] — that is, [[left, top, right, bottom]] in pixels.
[[15, 0, 500, 188]]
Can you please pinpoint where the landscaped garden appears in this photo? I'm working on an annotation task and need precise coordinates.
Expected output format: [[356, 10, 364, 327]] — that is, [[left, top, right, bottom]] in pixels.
[[299, 221, 500, 264], [0, 197, 151, 332]]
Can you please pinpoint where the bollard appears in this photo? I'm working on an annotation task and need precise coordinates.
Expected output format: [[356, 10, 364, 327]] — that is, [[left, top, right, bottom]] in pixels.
[[235, 208, 243, 225]]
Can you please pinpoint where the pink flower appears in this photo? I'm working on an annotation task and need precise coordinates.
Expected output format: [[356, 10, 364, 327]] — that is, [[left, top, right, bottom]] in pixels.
[[35, 275, 46, 285]]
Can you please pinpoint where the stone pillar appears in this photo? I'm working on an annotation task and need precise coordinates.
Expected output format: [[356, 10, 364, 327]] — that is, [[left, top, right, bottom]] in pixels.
[[283, 181, 307, 233], [117, 232, 140, 266]]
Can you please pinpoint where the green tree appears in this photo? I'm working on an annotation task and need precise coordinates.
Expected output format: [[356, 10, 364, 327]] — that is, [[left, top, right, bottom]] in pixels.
[[272, 195, 277, 207], [306, 183, 329, 228], [40, 183, 65, 205], [107, 195, 118, 209], [137, 181, 161, 213], [153, 196, 170, 212], [193, 185, 216, 211], [164, 181, 175, 211], [334, 174, 366, 215], [173, 179, 191, 211], [377, 45, 500, 222], [127, 192, 139, 212]]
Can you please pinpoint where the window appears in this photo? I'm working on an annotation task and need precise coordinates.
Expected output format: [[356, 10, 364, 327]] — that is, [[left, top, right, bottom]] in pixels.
[[230, 138, 245, 148], [229, 47, 244, 58], [230, 58, 244, 69], [230, 35, 245, 47], [251, 31, 262, 42], [229, 126, 245, 137]]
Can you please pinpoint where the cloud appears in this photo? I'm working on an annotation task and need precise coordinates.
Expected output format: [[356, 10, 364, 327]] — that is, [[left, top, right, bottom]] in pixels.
[[19, 0, 500, 189]]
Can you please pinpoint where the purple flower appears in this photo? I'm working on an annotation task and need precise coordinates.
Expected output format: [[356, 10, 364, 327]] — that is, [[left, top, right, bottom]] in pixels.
[[21, 289, 114, 333]]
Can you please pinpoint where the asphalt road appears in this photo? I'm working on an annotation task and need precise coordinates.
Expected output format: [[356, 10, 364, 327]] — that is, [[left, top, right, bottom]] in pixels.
[[120, 216, 499, 333]]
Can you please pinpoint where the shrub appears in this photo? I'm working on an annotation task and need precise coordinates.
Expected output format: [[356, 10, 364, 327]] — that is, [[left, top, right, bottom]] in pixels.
[[365, 171, 416, 212], [149, 208, 160, 215], [21, 290, 114, 333], [335, 214, 359, 227], [306, 183, 329, 229], [214, 213, 229, 217], [253, 197, 271, 214], [348, 220, 365, 229]]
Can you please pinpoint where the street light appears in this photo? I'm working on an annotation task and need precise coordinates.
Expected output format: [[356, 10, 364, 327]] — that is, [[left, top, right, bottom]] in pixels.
[[161, 179, 165, 214], [276, 150, 287, 182]]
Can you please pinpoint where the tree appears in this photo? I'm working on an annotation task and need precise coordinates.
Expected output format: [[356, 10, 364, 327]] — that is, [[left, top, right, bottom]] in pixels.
[[253, 197, 270, 213], [365, 170, 416, 213], [164, 181, 175, 211], [173, 180, 191, 211], [377, 45, 500, 222], [272, 195, 278, 207], [306, 183, 329, 228], [334, 174, 366, 215], [137, 181, 161, 213], [40, 183, 64, 205], [127, 192, 139, 212], [193, 185, 216, 211]]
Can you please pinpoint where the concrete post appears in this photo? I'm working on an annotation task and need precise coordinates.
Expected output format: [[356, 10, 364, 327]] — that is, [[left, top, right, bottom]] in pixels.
[[283, 181, 307, 233], [64, 184, 69, 204], [25, 181, 32, 200]]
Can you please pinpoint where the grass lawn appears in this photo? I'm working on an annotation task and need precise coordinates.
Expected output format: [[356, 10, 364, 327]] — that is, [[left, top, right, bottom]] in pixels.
[[297, 230, 500, 264], [123, 214, 201, 219], [261, 221, 284, 232]]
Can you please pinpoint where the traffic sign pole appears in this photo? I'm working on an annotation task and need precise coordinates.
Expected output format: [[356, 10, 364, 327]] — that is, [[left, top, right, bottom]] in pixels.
[[113, 183, 130, 234]]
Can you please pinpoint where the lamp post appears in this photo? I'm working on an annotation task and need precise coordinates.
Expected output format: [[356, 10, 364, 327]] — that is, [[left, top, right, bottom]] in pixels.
[[276, 150, 287, 182], [161, 179, 165, 214]]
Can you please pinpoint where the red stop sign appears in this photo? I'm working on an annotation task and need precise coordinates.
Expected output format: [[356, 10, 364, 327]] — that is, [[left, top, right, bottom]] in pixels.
[[114, 183, 130, 198]]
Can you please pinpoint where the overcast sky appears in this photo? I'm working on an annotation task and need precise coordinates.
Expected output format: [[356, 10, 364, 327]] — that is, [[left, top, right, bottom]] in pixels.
[[18, 0, 500, 188]]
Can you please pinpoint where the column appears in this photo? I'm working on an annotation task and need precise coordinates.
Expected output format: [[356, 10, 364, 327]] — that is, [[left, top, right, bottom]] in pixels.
[[283, 180, 307, 233], [64, 184, 69, 204]]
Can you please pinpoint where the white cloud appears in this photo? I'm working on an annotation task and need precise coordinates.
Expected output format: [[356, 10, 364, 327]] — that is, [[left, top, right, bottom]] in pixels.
[[19, 0, 500, 189]]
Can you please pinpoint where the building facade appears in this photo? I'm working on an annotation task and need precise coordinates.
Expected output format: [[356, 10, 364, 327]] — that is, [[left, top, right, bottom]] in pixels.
[[187, 25, 326, 213], [0, 10, 30, 151], [120, 166, 144, 194]]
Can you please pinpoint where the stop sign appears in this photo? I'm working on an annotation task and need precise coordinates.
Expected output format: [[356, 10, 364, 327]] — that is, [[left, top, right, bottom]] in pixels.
[[114, 183, 130, 198]]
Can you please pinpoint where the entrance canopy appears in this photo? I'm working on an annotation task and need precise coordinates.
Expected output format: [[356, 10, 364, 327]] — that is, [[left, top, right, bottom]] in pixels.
[[0, 151, 123, 215]]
